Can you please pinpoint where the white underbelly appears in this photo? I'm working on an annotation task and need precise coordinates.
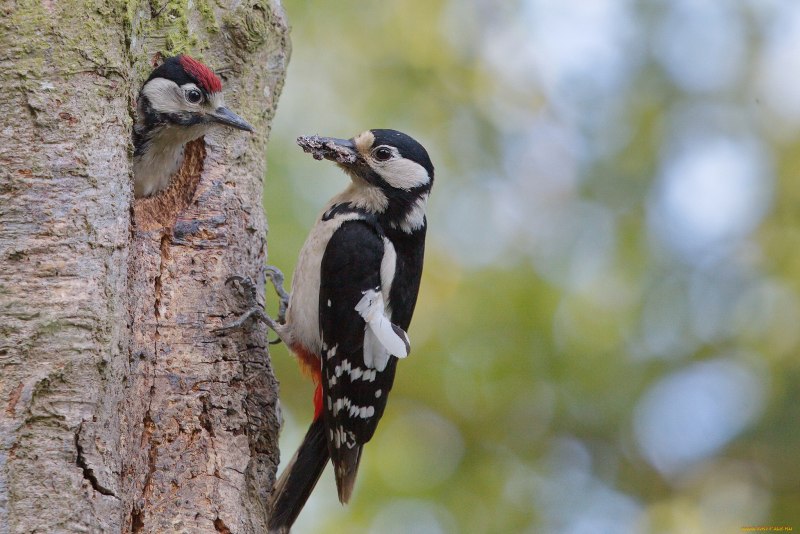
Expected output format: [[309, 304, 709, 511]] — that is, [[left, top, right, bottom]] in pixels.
[[286, 213, 361, 353]]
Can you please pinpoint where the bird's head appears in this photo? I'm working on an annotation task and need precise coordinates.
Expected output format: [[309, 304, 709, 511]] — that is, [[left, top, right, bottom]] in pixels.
[[136, 55, 253, 139], [132, 55, 253, 197], [298, 129, 434, 229]]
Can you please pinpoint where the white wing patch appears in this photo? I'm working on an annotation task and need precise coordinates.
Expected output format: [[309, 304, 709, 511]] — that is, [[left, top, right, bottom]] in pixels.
[[363, 327, 391, 372], [380, 238, 397, 303], [355, 289, 410, 371]]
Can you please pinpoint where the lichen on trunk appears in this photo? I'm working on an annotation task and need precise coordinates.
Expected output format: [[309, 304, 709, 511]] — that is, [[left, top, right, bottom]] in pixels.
[[0, 0, 290, 532]]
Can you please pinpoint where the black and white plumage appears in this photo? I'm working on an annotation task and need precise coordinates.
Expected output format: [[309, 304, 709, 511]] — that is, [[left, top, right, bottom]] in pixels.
[[132, 55, 253, 198], [267, 129, 434, 533]]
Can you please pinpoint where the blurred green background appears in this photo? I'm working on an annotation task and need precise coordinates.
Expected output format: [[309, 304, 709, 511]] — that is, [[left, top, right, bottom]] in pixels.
[[262, 0, 800, 532]]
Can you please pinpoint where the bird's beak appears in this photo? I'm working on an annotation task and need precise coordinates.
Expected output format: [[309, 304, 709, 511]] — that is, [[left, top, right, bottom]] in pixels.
[[209, 107, 254, 132], [297, 135, 360, 165]]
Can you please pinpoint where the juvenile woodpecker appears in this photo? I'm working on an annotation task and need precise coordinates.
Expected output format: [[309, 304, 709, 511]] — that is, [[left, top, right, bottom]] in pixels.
[[220, 129, 434, 532], [132, 55, 254, 198]]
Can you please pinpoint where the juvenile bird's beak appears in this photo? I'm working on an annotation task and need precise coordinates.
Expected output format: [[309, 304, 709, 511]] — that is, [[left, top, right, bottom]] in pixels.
[[297, 135, 360, 164], [210, 107, 254, 132]]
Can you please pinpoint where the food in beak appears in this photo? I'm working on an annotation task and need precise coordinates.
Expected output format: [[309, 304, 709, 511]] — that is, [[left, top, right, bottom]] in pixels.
[[297, 135, 359, 164]]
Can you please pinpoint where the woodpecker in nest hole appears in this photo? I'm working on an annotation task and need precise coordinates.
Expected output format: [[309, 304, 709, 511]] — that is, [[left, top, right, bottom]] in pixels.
[[217, 129, 434, 533], [132, 55, 254, 198]]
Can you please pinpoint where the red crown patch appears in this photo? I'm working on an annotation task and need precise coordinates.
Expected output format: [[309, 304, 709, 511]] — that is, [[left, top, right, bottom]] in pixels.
[[179, 55, 222, 93]]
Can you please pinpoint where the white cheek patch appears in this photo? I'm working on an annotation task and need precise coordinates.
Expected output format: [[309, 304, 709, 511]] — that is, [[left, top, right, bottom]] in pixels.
[[142, 78, 222, 114], [141, 78, 185, 114], [376, 159, 430, 190]]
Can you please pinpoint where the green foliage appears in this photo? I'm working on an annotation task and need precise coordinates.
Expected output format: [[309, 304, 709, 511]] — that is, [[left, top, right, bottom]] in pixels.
[[265, 1, 800, 532]]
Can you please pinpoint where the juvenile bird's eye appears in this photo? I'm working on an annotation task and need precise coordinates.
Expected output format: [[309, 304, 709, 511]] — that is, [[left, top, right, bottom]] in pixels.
[[185, 88, 203, 104], [374, 147, 393, 161]]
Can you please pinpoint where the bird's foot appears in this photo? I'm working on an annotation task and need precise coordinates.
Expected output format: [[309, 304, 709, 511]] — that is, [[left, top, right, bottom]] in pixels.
[[266, 265, 290, 324], [215, 275, 286, 345]]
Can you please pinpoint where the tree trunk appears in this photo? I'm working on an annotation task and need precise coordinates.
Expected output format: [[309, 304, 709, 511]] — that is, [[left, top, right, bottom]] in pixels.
[[0, 2, 289, 532]]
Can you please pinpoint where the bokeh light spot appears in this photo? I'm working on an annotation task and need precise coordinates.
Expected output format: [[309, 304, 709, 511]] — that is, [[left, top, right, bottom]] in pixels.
[[373, 405, 465, 492], [634, 358, 765, 477]]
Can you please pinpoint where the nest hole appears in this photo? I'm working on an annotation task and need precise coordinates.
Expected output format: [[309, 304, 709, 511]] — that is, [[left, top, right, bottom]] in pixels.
[[133, 138, 207, 230]]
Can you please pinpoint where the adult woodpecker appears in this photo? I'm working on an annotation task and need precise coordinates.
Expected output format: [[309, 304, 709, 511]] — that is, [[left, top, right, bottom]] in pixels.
[[219, 129, 434, 532], [132, 55, 254, 198]]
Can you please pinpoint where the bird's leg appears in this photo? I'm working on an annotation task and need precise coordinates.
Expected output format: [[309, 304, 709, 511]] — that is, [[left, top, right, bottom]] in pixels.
[[214, 275, 288, 345], [266, 265, 290, 324]]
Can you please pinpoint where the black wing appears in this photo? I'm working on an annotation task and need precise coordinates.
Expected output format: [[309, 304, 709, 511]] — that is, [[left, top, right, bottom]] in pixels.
[[318, 219, 400, 502]]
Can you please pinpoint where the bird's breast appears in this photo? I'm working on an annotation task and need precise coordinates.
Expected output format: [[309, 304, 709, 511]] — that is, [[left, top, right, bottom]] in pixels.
[[286, 213, 363, 354]]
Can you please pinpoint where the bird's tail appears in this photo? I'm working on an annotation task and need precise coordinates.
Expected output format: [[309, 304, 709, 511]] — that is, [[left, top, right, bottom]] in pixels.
[[332, 444, 363, 504], [267, 417, 329, 533]]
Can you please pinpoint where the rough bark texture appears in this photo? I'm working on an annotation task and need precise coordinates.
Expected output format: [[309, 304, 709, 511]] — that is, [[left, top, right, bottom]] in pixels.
[[0, 1, 289, 533]]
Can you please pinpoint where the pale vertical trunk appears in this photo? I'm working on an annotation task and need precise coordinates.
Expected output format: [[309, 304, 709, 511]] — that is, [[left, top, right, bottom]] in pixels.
[[0, 1, 289, 532]]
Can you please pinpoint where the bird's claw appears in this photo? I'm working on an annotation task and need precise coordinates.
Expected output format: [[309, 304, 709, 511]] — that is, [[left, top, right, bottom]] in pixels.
[[225, 275, 247, 286], [215, 271, 287, 345], [225, 275, 260, 305], [266, 265, 290, 323], [213, 306, 270, 334]]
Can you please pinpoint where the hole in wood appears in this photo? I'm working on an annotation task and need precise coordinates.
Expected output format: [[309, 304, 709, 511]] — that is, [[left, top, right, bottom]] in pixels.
[[133, 138, 207, 230]]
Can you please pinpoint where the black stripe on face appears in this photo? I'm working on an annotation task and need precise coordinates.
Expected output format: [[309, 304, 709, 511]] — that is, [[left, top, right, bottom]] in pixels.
[[164, 111, 207, 127]]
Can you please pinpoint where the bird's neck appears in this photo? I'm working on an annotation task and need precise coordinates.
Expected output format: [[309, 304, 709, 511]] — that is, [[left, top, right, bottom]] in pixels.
[[388, 192, 428, 234], [133, 124, 191, 197], [326, 183, 429, 235]]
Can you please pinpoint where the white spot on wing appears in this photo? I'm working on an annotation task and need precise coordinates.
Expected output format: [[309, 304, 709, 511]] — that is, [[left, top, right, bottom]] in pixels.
[[355, 289, 410, 361], [333, 396, 352, 416], [380, 238, 397, 303], [364, 327, 391, 371]]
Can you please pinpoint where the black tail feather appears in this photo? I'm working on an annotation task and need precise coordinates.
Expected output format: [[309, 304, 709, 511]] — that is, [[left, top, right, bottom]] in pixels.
[[268, 418, 329, 533], [333, 445, 362, 504]]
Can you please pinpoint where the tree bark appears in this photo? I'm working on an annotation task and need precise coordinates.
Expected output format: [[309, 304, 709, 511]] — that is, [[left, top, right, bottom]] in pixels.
[[0, 1, 289, 533]]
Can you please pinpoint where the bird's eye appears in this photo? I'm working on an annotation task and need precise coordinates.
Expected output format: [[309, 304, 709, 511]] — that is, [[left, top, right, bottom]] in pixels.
[[185, 89, 203, 104], [374, 147, 393, 161]]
